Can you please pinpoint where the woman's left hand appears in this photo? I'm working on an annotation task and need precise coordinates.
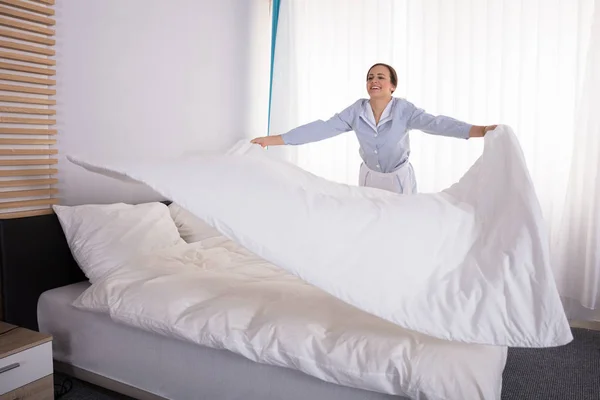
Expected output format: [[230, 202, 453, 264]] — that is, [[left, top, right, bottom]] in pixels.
[[483, 125, 498, 135], [470, 125, 498, 138]]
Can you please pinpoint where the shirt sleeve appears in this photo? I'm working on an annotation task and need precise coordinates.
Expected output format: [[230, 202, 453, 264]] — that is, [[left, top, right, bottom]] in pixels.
[[406, 103, 472, 139], [281, 102, 357, 145]]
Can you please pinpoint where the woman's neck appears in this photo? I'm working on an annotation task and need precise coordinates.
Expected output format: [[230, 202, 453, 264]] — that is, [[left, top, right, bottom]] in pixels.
[[369, 96, 392, 124]]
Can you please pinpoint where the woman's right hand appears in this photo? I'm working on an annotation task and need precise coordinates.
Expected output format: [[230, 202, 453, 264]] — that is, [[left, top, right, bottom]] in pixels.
[[250, 135, 284, 147]]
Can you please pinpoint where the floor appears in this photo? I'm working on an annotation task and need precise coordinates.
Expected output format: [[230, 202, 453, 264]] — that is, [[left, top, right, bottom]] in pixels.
[[501, 326, 600, 400], [570, 319, 600, 331], [54, 373, 133, 400]]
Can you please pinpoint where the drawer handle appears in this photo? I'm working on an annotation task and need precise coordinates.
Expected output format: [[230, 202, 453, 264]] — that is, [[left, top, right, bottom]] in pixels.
[[0, 362, 20, 374]]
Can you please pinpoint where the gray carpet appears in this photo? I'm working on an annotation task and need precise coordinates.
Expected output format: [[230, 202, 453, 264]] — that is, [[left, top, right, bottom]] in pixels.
[[54, 327, 600, 400], [501, 327, 600, 399]]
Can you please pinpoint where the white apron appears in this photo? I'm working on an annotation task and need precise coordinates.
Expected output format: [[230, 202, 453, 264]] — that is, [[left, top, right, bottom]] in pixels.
[[359, 162, 417, 194]]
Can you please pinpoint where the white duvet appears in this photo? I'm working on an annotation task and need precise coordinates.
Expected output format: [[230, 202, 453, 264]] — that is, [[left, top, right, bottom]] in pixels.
[[73, 235, 508, 400], [67, 125, 572, 348]]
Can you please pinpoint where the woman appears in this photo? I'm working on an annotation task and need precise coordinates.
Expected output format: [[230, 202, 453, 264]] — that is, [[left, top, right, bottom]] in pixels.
[[251, 63, 497, 194]]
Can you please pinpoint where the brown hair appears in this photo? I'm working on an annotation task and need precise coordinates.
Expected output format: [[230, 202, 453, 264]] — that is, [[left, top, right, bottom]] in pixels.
[[366, 63, 398, 93]]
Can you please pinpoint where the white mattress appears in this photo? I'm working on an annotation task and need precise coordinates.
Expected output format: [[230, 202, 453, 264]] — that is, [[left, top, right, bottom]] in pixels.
[[37, 282, 406, 400]]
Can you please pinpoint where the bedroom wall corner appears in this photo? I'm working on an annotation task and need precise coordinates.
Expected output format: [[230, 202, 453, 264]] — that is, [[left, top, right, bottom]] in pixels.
[[54, 0, 270, 206]]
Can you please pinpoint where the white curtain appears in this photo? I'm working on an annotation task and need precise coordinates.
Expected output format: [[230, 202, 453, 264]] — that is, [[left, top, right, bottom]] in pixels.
[[552, 2, 600, 320], [269, 0, 600, 321]]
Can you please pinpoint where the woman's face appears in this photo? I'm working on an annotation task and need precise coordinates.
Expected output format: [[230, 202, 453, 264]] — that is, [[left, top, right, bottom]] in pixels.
[[366, 65, 395, 99]]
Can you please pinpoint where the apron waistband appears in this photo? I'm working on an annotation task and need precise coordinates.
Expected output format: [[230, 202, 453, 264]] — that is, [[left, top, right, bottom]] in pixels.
[[361, 161, 409, 177]]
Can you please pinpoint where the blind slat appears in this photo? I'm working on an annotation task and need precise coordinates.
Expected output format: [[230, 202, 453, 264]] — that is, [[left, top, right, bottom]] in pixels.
[[0, 51, 56, 66], [0, 116, 56, 125], [0, 178, 57, 187], [0, 198, 58, 209], [0, 127, 56, 134], [0, 138, 55, 144], [0, 0, 55, 16], [0, 106, 55, 115], [0, 16, 54, 35], [0, 149, 57, 156], [0, 28, 55, 46], [0, 62, 55, 76], [0, 188, 57, 198], [0, 83, 56, 95], [0, 158, 57, 166], [0, 168, 57, 176], [0, 73, 55, 85], [28, 0, 54, 5], [0, 39, 55, 56], [0, 5, 55, 25], [0, 96, 56, 106]]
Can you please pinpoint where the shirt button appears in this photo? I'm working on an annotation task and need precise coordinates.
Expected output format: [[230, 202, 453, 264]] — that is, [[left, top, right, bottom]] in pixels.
[[376, 164, 380, 169], [374, 133, 378, 137], [374, 150, 378, 154]]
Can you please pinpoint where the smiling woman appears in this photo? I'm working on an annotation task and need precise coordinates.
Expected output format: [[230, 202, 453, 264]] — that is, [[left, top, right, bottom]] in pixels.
[[251, 62, 496, 194]]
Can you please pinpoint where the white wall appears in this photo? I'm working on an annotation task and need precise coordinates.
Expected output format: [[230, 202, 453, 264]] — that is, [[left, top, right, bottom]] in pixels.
[[55, 0, 270, 205]]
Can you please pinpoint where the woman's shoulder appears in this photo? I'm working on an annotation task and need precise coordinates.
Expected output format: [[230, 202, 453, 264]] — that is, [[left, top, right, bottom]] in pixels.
[[391, 96, 412, 106], [347, 98, 369, 108], [391, 97, 418, 112], [336, 98, 368, 115]]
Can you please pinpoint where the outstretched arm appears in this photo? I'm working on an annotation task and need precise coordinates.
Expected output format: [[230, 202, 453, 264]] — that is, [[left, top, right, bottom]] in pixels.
[[251, 101, 358, 147], [407, 103, 496, 139]]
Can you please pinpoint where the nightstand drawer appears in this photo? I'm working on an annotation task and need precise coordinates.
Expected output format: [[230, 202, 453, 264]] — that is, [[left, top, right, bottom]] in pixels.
[[0, 342, 53, 395]]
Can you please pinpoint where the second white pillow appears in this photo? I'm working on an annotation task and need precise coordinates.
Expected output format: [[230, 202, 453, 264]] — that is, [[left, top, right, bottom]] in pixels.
[[168, 202, 222, 243]]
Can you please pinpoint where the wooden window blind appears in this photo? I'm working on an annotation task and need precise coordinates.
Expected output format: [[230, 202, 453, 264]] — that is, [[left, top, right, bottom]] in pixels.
[[0, 0, 56, 219]]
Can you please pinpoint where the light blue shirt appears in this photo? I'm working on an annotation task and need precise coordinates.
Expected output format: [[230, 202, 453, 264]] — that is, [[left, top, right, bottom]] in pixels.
[[281, 97, 472, 173]]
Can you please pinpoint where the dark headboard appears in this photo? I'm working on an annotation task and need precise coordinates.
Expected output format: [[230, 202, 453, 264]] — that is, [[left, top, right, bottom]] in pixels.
[[0, 212, 84, 331]]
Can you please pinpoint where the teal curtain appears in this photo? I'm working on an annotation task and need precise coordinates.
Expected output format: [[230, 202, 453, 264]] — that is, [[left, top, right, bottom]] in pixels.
[[267, 0, 281, 135]]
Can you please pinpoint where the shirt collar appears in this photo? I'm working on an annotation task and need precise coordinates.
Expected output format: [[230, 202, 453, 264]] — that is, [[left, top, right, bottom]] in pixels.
[[362, 98, 395, 128]]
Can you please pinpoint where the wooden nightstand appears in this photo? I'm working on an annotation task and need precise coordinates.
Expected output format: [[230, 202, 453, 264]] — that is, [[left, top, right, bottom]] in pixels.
[[0, 321, 53, 400]]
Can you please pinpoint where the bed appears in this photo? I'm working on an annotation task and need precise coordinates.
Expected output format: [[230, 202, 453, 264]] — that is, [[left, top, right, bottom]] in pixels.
[[0, 202, 507, 400], [37, 282, 403, 400]]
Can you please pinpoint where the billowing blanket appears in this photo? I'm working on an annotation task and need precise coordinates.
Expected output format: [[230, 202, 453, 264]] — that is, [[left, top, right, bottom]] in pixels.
[[67, 125, 572, 347]]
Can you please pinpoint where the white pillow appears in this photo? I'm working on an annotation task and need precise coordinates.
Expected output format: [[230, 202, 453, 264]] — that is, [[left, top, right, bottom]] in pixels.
[[53, 202, 185, 283], [168, 202, 222, 243]]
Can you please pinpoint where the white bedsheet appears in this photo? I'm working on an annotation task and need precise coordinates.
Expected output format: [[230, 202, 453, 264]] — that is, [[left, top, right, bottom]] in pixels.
[[67, 125, 572, 348], [73, 237, 507, 400]]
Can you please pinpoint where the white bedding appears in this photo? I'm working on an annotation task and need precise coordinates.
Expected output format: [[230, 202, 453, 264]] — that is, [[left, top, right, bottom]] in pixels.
[[39, 282, 407, 400], [72, 235, 507, 400], [66, 125, 572, 348]]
